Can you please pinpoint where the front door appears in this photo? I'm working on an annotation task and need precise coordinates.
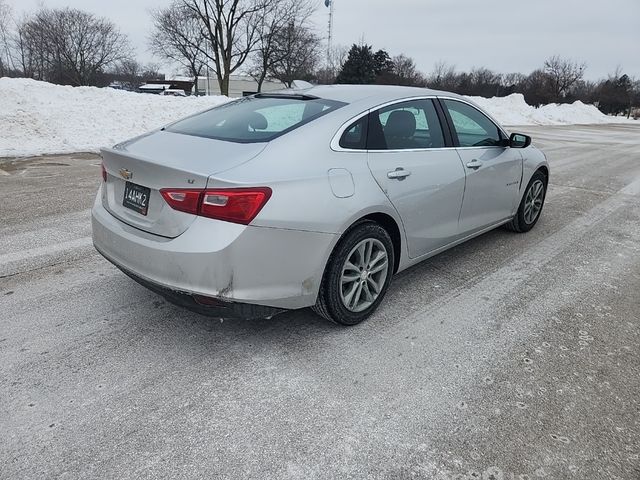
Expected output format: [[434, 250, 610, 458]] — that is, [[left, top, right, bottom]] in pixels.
[[441, 99, 522, 235]]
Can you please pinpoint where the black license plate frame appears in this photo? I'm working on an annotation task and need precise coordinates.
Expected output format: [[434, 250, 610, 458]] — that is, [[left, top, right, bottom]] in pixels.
[[123, 181, 151, 216]]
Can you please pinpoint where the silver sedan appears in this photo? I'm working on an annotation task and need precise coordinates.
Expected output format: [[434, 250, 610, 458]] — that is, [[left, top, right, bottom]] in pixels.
[[92, 85, 549, 325]]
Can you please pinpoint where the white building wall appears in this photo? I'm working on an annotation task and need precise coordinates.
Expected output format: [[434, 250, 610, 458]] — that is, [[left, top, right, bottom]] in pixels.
[[197, 75, 285, 97]]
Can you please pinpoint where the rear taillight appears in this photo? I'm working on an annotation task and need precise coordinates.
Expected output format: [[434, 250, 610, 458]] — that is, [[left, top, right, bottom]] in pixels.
[[101, 163, 107, 182], [160, 189, 202, 215], [160, 187, 272, 225], [200, 188, 272, 225]]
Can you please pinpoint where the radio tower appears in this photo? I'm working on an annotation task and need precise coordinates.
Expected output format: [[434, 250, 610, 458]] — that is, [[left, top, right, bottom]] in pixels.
[[325, 0, 334, 67]]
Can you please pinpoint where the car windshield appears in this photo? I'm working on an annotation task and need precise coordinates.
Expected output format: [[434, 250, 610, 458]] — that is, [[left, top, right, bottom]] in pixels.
[[166, 95, 346, 143]]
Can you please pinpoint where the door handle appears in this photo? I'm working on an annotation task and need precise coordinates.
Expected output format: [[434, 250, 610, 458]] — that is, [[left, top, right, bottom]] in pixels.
[[387, 168, 411, 180], [466, 159, 481, 170]]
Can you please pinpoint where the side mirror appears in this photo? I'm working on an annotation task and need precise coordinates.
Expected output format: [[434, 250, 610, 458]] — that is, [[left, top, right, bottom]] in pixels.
[[509, 133, 531, 148]]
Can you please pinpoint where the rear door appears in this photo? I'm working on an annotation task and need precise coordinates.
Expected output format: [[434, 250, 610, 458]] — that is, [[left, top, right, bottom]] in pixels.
[[440, 98, 522, 235], [366, 99, 466, 258]]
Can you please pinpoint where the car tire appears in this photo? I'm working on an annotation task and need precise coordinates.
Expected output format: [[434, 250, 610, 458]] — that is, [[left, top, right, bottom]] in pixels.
[[313, 221, 395, 326], [505, 170, 547, 233]]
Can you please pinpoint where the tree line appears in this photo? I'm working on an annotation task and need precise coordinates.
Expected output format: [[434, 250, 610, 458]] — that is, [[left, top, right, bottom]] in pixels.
[[0, 0, 638, 117], [0, 0, 321, 95], [334, 45, 639, 117]]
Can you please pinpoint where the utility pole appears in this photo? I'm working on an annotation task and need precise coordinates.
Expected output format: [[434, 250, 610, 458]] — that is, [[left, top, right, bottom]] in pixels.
[[325, 0, 334, 68], [204, 34, 210, 96]]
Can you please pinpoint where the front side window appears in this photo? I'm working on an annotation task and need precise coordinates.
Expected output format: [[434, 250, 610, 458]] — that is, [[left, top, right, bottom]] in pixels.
[[367, 99, 445, 150], [166, 95, 346, 143], [443, 99, 503, 147]]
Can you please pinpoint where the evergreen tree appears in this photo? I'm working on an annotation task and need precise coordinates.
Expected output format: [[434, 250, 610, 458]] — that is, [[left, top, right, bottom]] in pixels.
[[373, 49, 394, 76], [335, 44, 377, 84], [597, 73, 632, 116]]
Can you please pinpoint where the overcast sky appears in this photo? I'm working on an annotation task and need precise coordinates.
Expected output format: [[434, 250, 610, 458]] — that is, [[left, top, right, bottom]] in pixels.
[[5, 0, 640, 80]]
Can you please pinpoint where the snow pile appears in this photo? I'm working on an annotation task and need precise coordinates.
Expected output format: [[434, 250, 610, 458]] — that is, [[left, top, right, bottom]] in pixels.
[[0, 78, 635, 158], [467, 93, 633, 126], [0, 78, 229, 157]]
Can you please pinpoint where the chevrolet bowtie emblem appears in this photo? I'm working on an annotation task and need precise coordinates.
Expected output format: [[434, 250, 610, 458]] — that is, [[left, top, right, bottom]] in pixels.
[[119, 168, 133, 180]]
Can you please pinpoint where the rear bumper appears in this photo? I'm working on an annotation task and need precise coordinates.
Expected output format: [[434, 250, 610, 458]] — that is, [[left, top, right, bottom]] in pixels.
[[91, 192, 337, 311], [111, 261, 284, 319]]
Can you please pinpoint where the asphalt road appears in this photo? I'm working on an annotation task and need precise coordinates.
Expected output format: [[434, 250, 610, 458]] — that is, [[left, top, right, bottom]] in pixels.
[[1, 125, 639, 479]]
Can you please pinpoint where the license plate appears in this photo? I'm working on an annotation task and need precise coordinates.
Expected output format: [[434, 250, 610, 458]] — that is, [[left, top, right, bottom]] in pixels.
[[123, 181, 150, 215]]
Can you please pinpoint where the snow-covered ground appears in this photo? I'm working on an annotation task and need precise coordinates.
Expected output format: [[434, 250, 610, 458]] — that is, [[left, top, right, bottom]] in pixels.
[[0, 78, 635, 157], [467, 94, 633, 126], [0, 78, 227, 158]]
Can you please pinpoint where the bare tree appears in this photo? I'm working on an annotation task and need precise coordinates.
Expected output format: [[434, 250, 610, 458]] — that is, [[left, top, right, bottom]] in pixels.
[[315, 44, 347, 85], [427, 61, 459, 91], [149, 2, 207, 93], [470, 67, 501, 86], [521, 69, 555, 106], [268, 21, 320, 88], [114, 58, 142, 89], [14, 15, 47, 80], [180, 0, 270, 96], [467, 67, 502, 96], [0, 0, 11, 75], [499, 72, 527, 95], [15, 8, 130, 85], [249, 1, 285, 92], [250, 0, 314, 92], [389, 54, 426, 86], [141, 63, 163, 81], [632, 78, 640, 119], [502, 72, 526, 88], [543, 55, 586, 100], [106, 60, 163, 90]]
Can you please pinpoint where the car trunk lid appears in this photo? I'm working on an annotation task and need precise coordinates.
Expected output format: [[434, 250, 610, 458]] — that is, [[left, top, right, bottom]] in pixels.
[[100, 130, 266, 238]]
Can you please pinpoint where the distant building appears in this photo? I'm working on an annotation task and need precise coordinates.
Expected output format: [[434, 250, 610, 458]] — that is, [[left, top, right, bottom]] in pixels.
[[139, 78, 195, 95], [197, 75, 285, 97], [139, 83, 173, 94], [136, 75, 285, 97]]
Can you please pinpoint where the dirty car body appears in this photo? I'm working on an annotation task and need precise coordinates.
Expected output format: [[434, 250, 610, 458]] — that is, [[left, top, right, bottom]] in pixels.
[[92, 85, 549, 322]]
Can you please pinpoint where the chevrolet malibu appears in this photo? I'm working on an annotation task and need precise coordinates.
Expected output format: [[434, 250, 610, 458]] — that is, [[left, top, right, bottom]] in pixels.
[[92, 85, 549, 325]]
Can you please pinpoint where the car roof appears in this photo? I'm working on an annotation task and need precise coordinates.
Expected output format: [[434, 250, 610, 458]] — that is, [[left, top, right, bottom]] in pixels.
[[270, 84, 507, 134], [276, 84, 466, 105]]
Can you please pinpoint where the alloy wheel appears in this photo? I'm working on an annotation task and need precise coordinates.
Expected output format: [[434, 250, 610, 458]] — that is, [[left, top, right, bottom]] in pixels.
[[339, 238, 389, 313], [523, 179, 545, 224]]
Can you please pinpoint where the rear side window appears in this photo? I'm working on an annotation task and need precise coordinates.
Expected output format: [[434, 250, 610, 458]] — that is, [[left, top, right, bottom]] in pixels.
[[166, 95, 346, 143], [367, 99, 445, 150], [339, 116, 368, 149], [443, 99, 503, 147]]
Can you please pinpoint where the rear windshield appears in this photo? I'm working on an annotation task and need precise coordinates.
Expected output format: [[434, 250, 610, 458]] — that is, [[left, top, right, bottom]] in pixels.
[[165, 95, 346, 143]]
